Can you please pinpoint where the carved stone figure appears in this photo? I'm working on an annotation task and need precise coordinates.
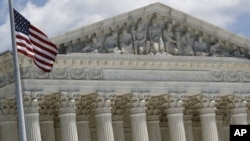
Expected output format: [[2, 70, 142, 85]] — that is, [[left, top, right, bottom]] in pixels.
[[148, 18, 165, 54], [174, 27, 181, 55], [65, 42, 73, 54], [81, 37, 102, 53], [132, 21, 150, 55], [102, 31, 120, 53], [209, 42, 220, 56], [119, 28, 133, 54], [162, 23, 178, 55], [194, 36, 208, 56], [180, 32, 194, 56]]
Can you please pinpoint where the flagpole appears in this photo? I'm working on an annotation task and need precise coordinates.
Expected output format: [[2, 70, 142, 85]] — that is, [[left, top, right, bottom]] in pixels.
[[8, 0, 27, 141]]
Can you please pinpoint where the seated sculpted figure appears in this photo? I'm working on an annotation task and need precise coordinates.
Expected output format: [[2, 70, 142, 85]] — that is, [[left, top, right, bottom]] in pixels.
[[148, 18, 165, 55], [194, 36, 208, 56], [103, 31, 121, 54], [180, 32, 194, 56], [81, 37, 101, 53], [132, 22, 150, 55], [119, 28, 133, 54], [162, 23, 178, 55], [209, 42, 221, 56]]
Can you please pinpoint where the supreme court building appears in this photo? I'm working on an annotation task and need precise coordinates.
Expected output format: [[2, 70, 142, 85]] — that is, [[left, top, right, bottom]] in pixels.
[[1, 2, 250, 141]]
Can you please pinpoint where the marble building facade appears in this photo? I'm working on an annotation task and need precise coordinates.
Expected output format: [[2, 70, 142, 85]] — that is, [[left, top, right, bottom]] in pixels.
[[0, 2, 250, 141]]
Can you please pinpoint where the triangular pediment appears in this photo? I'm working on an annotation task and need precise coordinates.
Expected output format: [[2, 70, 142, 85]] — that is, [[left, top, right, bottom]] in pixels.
[[52, 2, 250, 59]]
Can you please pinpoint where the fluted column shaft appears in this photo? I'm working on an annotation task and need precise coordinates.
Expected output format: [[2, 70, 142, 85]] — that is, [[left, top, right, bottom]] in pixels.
[[25, 107, 42, 141], [54, 118, 61, 141], [59, 107, 78, 141], [147, 115, 161, 141], [130, 107, 149, 141], [216, 116, 225, 141], [40, 115, 55, 141], [166, 108, 186, 141], [77, 115, 92, 141], [200, 108, 218, 141], [95, 107, 114, 141], [0, 115, 18, 141], [112, 115, 125, 141], [184, 115, 193, 141], [231, 108, 248, 125]]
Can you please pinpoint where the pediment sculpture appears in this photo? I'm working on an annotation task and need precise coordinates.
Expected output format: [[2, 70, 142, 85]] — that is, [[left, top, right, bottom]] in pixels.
[[57, 10, 250, 59]]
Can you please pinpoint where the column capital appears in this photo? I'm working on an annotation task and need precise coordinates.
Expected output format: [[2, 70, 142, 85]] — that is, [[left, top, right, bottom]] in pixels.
[[112, 96, 127, 115], [231, 107, 247, 114], [94, 92, 115, 114], [128, 92, 150, 114], [146, 97, 162, 116], [0, 115, 17, 122], [0, 98, 17, 115], [229, 94, 248, 115], [23, 91, 43, 114], [55, 91, 78, 114], [163, 94, 184, 109], [163, 94, 185, 115], [75, 94, 94, 116], [229, 94, 248, 108], [39, 95, 55, 116]]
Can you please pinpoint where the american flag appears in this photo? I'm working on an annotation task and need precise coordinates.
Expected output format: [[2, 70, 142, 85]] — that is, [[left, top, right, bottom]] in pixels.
[[14, 9, 58, 72]]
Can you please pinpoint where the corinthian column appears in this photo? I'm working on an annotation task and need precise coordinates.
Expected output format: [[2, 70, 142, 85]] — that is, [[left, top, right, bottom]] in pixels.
[[199, 96, 218, 141], [76, 115, 92, 141], [112, 96, 127, 141], [147, 115, 161, 141], [129, 92, 149, 141], [184, 115, 193, 141], [146, 97, 162, 141], [95, 92, 115, 141], [23, 92, 42, 141], [0, 99, 18, 141], [58, 93, 78, 141], [164, 94, 186, 141], [40, 116, 55, 141], [112, 115, 125, 141], [40, 96, 56, 141], [75, 95, 93, 141], [231, 96, 248, 125]]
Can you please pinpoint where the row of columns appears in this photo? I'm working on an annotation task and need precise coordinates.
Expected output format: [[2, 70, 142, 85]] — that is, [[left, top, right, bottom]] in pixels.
[[0, 93, 249, 141]]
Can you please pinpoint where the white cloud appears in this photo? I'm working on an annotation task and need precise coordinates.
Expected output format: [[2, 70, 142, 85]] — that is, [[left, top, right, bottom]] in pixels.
[[1, 0, 250, 53]]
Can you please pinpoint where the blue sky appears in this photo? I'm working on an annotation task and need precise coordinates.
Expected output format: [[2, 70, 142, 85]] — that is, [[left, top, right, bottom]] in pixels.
[[1, 0, 250, 53]]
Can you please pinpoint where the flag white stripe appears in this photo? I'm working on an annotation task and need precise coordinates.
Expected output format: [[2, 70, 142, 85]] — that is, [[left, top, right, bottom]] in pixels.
[[33, 58, 52, 70], [34, 53, 54, 64], [16, 46, 35, 57], [32, 44, 57, 59], [29, 30, 58, 53], [29, 35, 58, 54], [16, 38, 33, 50]]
